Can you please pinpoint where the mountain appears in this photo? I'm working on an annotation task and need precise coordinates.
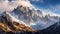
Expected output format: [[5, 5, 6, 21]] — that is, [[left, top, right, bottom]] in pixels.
[[0, 5, 60, 34], [11, 5, 60, 30], [11, 5, 43, 24], [0, 12, 36, 34], [40, 22, 60, 34]]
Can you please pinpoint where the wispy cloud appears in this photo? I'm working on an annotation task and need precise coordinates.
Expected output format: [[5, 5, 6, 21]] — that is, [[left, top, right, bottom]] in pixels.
[[0, 0, 33, 12], [32, 0, 40, 1], [39, 4, 60, 17], [32, 0, 43, 3]]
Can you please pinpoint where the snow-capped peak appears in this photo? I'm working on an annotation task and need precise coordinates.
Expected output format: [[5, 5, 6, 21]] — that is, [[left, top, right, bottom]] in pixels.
[[9, 6, 60, 30], [1, 5, 60, 30]]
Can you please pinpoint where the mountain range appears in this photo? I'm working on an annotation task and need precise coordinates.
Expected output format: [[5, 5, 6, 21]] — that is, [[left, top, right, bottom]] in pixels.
[[0, 5, 60, 34]]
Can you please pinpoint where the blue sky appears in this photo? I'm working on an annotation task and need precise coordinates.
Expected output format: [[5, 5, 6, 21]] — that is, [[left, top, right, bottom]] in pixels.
[[29, 0, 60, 15], [30, 0, 60, 8]]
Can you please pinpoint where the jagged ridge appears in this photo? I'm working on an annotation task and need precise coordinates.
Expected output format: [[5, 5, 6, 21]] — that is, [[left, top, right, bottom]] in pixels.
[[0, 12, 36, 33], [11, 5, 60, 30]]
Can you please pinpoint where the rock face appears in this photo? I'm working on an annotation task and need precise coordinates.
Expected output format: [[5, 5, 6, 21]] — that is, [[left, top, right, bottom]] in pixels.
[[40, 22, 60, 34], [12, 5, 43, 24], [0, 12, 36, 34], [11, 5, 60, 30]]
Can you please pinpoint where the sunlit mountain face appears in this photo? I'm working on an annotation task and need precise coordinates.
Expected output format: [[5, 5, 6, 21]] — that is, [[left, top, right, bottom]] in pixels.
[[0, 0, 60, 34]]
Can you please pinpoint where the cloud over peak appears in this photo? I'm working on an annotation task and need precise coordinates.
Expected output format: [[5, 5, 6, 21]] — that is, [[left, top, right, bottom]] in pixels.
[[0, 0, 33, 12]]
